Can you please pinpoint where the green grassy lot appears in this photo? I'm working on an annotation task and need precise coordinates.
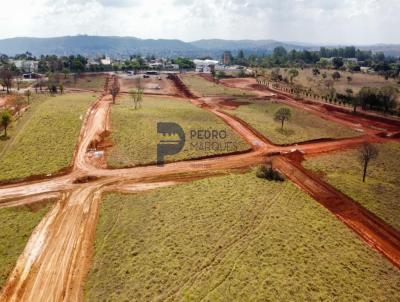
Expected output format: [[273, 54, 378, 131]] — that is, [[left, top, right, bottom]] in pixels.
[[85, 172, 400, 301], [63, 74, 106, 91], [0, 203, 51, 289], [304, 142, 400, 230], [107, 96, 250, 168], [224, 100, 360, 144], [180, 74, 255, 97], [0, 93, 95, 182]]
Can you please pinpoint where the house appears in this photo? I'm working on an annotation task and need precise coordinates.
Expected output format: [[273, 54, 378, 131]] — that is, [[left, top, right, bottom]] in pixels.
[[193, 59, 219, 73], [149, 62, 163, 69], [360, 66, 373, 73], [100, 57, 111, 65], [12, 60, 39, 73]]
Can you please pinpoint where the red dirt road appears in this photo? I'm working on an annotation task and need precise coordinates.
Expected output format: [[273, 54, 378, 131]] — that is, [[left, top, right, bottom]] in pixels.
[[0, 74, 400, 302]]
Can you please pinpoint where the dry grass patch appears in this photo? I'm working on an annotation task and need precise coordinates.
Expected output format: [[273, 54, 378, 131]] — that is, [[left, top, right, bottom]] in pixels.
[[107, 96, 250, 168], [0, 93, 95, 181], [85, 173, 400, 301], [224, 100, 360, 144], [0, 203, 51, 289], [180, 74, 255, 97], [304, 142, 400, 230]]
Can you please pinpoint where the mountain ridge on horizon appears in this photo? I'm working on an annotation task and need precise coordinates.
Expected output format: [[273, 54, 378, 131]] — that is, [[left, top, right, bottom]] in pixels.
[[0, 35, 399, 58]]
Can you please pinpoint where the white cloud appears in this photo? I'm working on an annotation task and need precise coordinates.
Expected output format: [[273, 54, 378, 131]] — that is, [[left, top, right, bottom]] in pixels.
[[0, 0, 399, 44]]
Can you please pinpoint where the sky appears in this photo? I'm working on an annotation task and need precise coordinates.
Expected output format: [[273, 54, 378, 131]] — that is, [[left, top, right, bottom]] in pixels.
[[0, 0, 399, 44]]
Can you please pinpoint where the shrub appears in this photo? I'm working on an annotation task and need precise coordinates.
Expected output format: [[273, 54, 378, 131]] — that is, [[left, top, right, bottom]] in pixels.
[[256, 164, 285, 182]]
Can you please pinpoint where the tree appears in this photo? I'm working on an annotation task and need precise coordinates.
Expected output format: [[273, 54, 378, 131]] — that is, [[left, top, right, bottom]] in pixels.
[[332, 71, 341, 81], [129, 78, 144, 109], [0, 67, 13, 93], [1, 110, 12, 137], [332, 57, 344, 69], [347, 76, 352, 83], [379, 86, 398, 113], [59, 84, 64, 94], [25, 89, 32, 104], [288, 69, 299, 83], [345, 88, 353, 98], [109, 77, 120, 104], [358, 143, 379, 182], [16, 76, 23, 91], [173, 57, 195, 70], [274, 107, 291, 130], [62, 68, 70, 79], [312, 68, 320, 76]]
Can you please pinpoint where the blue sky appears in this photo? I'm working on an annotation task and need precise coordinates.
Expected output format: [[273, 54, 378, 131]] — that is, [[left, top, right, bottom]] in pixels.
[[0, 0, 399, 44]]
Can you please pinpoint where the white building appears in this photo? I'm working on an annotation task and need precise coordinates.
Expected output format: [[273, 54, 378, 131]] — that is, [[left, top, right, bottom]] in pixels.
[[193, 59, 219, 73], [100, 56, 111, 65], [12, 60, 39, 73]]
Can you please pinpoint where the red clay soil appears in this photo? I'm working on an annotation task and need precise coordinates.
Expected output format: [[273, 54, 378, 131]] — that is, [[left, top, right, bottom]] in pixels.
[[168, 73, 197, 99], [217, 98, 250, 109], [198, 73, 215, 82]]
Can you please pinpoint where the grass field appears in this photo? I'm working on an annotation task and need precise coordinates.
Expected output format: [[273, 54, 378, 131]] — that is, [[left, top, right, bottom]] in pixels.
[[224, 100, 360, 144], [107, 96, 250, 168], [0, 203, 51, 289], [265, 68, 400, 96], [304, 142, 400, 230], [63, 74, 106, 91], [0, 93, 95, 182], [180, 74, 255, 97], [85, 172, 400, 301]]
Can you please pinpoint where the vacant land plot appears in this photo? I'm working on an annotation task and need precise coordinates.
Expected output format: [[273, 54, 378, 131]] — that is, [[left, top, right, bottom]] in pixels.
[[265, 68, 400, 96], [0, 93, 95, 181], [0, 203, 50, 289], [119, 74, 177, 95], [224, 101, 360, 144], [63, 74, 106, 91], [107, 96, 250, 168], [85, 172, 400, 301], [304, 142, 400, 230], [180, 74, 255, 97]]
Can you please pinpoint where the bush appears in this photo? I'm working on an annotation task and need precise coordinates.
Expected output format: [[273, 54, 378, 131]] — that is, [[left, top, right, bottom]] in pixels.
[[256, 164, 285, 182]]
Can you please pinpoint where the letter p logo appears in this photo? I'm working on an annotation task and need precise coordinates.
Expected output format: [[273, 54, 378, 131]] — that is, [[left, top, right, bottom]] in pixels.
[[157, 122, 185, 166]]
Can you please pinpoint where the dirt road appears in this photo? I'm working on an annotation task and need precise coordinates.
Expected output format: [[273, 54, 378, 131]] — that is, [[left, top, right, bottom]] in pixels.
[[1, 74, 400, 302]]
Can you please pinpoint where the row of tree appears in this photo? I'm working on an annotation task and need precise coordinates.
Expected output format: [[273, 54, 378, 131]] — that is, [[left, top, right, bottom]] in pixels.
[[231, 46, 400, 80]]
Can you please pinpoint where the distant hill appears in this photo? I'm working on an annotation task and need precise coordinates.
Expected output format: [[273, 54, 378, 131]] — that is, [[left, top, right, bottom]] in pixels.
[[0, 35, 399, 58], [0, 35, 200, 57], [190, 39, 307, 52]]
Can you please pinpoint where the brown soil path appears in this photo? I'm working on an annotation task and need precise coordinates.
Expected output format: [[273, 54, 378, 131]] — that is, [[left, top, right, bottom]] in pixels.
[[1, 74, 400, 302]]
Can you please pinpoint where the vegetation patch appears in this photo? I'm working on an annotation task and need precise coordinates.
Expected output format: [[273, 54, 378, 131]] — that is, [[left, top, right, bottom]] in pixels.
[[0, 93, 95, 181], [304, 142, 400, 230], [179, 74, 255, 97], [256, 164, 285, 181], [225, 101, 360, 144], [85, 173, 400, 301], [0, 203, 51, 289], [107, 96, 250, 168]]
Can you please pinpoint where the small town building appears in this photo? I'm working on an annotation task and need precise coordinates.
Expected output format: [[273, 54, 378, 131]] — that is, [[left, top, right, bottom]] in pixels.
[[12, 60, 39, 73], [223, 51, 232, 65], [100, 57, 111, 65], [193, 59, 219, 73]]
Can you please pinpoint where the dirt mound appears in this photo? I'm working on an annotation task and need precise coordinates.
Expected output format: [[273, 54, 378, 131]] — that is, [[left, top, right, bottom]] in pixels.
[[167, 74, 197, 98], [218, 98, 250, 109], [198, 73, 214, 82]]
